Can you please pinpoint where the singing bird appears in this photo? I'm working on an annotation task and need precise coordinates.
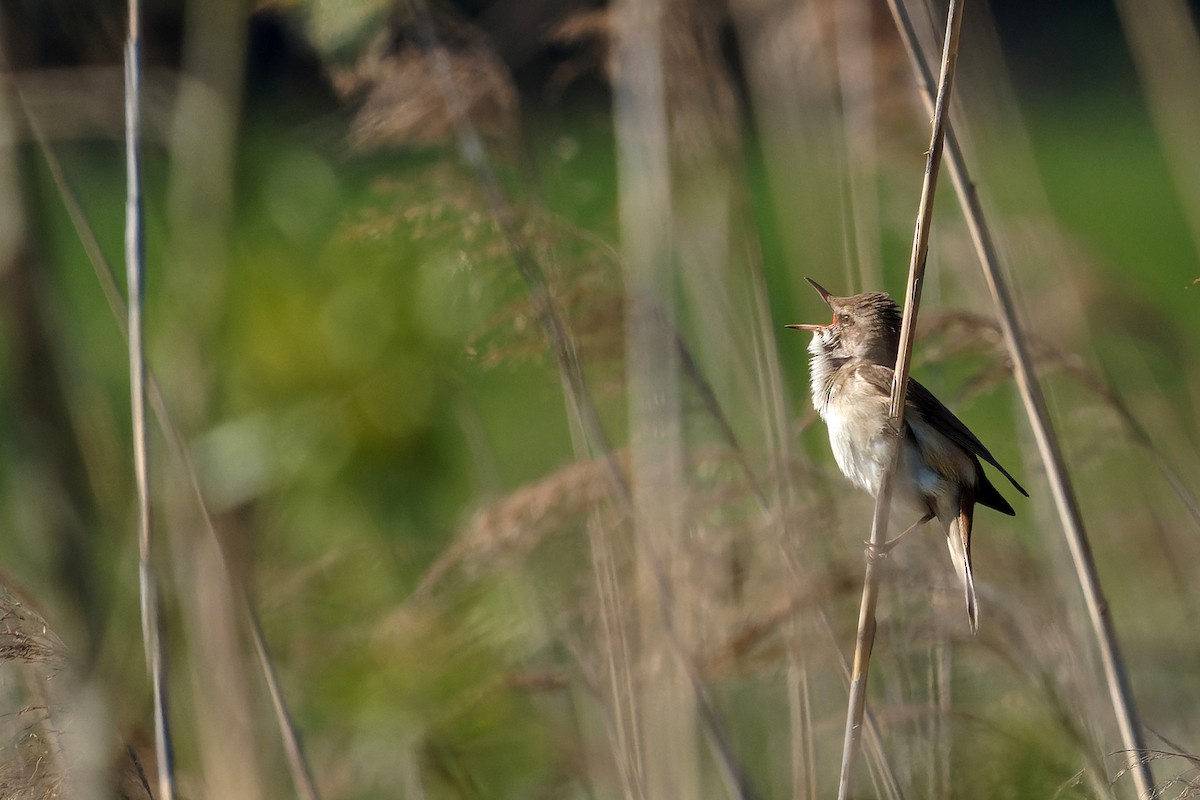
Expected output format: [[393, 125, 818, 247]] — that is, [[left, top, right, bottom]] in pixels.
[[787, 278, 1027, 631]]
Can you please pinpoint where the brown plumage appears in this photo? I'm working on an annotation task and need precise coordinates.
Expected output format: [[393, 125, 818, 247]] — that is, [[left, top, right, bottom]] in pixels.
[[787, 278, 1028, 631]]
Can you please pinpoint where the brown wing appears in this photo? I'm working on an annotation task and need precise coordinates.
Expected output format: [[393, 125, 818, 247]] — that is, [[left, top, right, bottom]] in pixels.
[[854, 365, 1029, 503], [907, 378, 1028, 498]]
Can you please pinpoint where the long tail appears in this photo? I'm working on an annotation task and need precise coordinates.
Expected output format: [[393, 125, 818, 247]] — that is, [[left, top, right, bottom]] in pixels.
[[945, 492, 978, 633]]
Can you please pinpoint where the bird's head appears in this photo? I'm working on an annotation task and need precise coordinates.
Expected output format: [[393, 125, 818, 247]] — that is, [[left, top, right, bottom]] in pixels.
[[786, 278, 902, 365]]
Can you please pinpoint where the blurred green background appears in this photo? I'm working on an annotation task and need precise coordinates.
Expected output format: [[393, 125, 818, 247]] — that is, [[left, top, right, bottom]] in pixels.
[[0, 1, 1197, 798]]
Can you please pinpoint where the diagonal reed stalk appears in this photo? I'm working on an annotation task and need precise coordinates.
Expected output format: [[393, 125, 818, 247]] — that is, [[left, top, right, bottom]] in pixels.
[[885, 0, 1155, 796], [836, 1, 965, 797], [124, 1, 176, 797]]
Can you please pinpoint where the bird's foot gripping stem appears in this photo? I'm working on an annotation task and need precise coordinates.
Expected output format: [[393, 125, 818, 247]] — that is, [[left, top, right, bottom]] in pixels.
[[864, 513, 935, 560]]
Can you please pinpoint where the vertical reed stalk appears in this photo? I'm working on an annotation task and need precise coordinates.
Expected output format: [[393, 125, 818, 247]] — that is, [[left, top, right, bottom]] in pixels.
[[407, 1, 753, 795], [610, 0, 698, 796], [1113, 0, 1200, 261], [884, 1, 1155, 795], [14, 81, 322, 798], [125, 1, 175, 797], [836, 2, 966, 797]]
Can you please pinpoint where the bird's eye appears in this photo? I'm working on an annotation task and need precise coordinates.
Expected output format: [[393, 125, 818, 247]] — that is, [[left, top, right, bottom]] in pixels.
[[839, 313, 852, 326]]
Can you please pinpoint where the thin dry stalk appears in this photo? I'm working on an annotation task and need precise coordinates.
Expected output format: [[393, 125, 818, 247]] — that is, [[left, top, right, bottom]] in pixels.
[[676, 332, 771, 512], [786, 651, 816, 800], [836, 1, 966, 797], [124, 2, 176, 797], [12, 61, 322, 800], [818, 611, 906, 800], [885, 1, 1155, 796], [245, 604, 320, 800], [933, 641, 951, 799], [610, 0, 752, 792], [612, 3, 701, 796], [163, 3, 262, 793], [586, 511, 646, 800], [12, 5, 318, 796]]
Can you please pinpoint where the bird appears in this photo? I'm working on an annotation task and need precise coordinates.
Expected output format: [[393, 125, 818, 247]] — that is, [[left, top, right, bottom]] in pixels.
[[786, 277, 1028, 632]]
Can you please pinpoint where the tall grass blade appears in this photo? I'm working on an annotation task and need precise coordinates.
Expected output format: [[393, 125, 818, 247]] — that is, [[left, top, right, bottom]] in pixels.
[[837, 1, 966, 797], [124, 1, 175, 797]]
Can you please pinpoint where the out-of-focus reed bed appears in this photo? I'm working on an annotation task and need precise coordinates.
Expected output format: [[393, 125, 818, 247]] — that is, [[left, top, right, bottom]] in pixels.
[[0, 0, 1197, 797]]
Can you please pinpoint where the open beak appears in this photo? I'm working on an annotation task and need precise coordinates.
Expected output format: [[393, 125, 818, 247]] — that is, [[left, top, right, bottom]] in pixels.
[[804, 277, 835, 307], [785, 277, 837, 331]]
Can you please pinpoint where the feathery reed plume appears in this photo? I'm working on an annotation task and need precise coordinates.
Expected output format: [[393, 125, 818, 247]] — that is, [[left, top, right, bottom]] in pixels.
[[836, 1, 965, 797], [406, 0, 627, 497], [410, 454, 628, 601]]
